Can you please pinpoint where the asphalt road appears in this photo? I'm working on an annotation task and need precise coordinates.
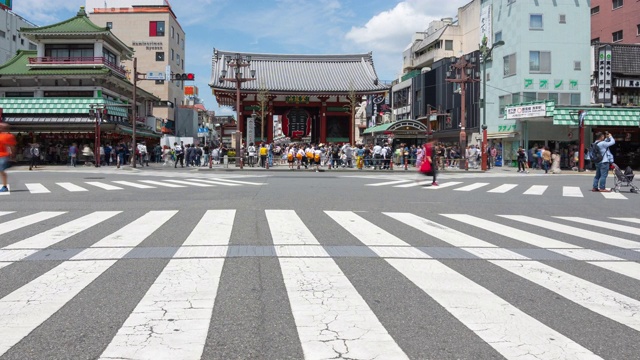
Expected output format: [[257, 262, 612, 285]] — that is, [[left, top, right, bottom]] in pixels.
[[0, 165, 639, 360]]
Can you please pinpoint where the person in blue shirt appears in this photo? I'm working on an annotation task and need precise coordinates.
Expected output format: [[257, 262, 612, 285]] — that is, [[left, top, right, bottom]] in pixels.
[[592, 131, 615, 192]]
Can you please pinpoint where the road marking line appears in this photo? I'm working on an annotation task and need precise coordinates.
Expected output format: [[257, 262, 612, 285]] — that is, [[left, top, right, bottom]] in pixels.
[[587, 261, 640, 281], [424, 181, 463, 190], [523, 185, 547, 195], [112, 181, 155, 189], [365, 179, 411, 186], [500, 215, 640, 249], [5, 212, 121, 250], [395, 180, 432, 188], [25, 183, 50, 194], [487, 184, 518, 193], [85, 182, 123, 191], [492, 260, 640, 332], [165, 179, 215, 187], [183, 210, 235, 246], [562, 186, 583, 197], [266, 210, 327, 250], [98, 258, 225, 360], [0, 260, 117, 357], [325, 211, 412, 247], [601, 191, 627, 200], [550, 249, 625, 261], [389, 259, 602, 360], [555, 217, 640, 236], [384, 213, 497, 248], [454, 182, 490, 191], [57, 182, 88, 192], [0, 211, 66, 236], [281, 257, 409, 360], [443, 214, 580, 249], [139, 180, 186, 188], [187, 179, 240, 186], [210, 178, 264, 185], [0, 212, 13, 217], [610, 217, 640, 224]]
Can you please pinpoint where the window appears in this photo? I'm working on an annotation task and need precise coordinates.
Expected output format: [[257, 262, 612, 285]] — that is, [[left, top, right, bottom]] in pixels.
[[512, 93, 521, 104], [156, 52, 164, 61], [0, 30, 5, 38], [574, 61, 581, 70], [529, 51, 551, 73], [571, 93, 581, 105], [45, 44, 94, 58], [559, 14, 566, 24], [522, 92, 536, 102], [637, 24, 640, 36], [29, 43, 37, 51], [171, 26, 175, 38], [12, 35, 16, 41], [171, 49, 174, 61], [613, 30, 623, 42], [548, 93, 559, 103], [503, 53, 516, 77], [106, 22, 112, 29], [176, 53, 181, 64], [530, 14, 543, 30], [538, 93, 549, 100], [591, 37, 600, 44], [591, 6, 600, 15], [494, 31, 502, 43], [181, 59, 184, 69], [20, 39, 24, 45], [499, 95, 512, 116], [5, 92, 34, 98], [103, 48, 117, 64], [613, 0, 623, 9], [445, 40, 453, 50], [559, 93, 571, 105], [149, 21, 165, 36]]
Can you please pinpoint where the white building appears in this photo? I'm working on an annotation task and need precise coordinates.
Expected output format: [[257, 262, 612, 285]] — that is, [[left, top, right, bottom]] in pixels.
[[0, 7, 37, 64]]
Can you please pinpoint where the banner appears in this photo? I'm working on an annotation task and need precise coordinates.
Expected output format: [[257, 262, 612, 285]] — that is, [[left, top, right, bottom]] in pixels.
[[480, 5, 492, 44]]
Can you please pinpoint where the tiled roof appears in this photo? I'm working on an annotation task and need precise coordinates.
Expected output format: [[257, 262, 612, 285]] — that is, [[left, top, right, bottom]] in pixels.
[[553, 106, 640, 127], [593, 43, 640, 76], [0, 98, 129, 118], [0, 50, 112, 76], [210, 49, 388, 93], [21, 7, 107, 35]]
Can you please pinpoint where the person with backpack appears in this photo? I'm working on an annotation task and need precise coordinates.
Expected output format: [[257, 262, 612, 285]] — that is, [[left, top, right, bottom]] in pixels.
[[591, 131, 615, 192], [29, 143, 40, 170]]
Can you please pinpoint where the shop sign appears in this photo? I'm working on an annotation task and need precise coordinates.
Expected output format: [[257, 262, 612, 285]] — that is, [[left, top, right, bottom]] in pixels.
[[394, 130, 423, 136], [615, 78, 640, 88], [285, 96, 310, 104], [479, 5, 492, 44], [498, 125, 516, 132], [505, 104, 546, 119], [132, 40, 163, 51]]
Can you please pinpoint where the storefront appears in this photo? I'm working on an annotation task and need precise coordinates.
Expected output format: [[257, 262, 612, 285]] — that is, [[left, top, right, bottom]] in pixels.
[[362, 120, 429, 146]]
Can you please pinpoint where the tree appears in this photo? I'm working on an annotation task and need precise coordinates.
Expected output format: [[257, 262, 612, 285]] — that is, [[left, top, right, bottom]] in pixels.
[[256, 82, 271, 143], [343, 81, 359, 144]]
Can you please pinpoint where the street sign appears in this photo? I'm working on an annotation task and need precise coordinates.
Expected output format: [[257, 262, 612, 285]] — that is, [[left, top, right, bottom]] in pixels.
[[165, 65, 171, 82], [146, 71, 165, 80], [246, 116, 255, 146]]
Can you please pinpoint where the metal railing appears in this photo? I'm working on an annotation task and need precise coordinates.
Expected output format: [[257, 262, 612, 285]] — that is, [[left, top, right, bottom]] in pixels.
[[28, 56, 127, 77]]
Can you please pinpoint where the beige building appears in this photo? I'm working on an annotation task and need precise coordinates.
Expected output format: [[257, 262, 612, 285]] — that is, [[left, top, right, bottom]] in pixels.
[[402, 0, 480, 76], [88, 1, 186, 132]]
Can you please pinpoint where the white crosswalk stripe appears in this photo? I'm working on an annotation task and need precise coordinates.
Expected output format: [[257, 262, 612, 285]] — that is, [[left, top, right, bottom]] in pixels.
[[165, 179, 215, 187], [365, 179, 411, 187], [601, 191, 628, 200], [523, 185, 548, 195], [85, 182, 124, 191], [563, 186, 584, 197], [139, 179, 186, 188], [454, 182, 490, 191], [424, 181, 462, 189], [57, 182, 88, 192], [0, 210, 639, 358], [487, 183, 518, 193], [25, 183, 50, 194], [113, 181, 156, 189]]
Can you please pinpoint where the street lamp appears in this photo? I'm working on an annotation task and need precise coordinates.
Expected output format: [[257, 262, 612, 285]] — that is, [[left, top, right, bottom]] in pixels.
[[480, 37, 505, 171], [219, 53, 256, 168], [446, 53, 479, 170]]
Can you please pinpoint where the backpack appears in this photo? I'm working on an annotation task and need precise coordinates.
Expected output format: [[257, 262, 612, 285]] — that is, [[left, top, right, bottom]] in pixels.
[[31, 147, 40, 157], [589, 141, 604, 164]]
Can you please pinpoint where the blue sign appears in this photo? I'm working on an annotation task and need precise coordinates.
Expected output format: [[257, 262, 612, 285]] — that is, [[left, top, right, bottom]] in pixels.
[[197, 127, 209, 134]]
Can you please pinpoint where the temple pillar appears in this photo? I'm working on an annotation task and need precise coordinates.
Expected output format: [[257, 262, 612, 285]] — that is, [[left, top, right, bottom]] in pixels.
[[267, 101, 273, 144], [320, 101, 327, 143]]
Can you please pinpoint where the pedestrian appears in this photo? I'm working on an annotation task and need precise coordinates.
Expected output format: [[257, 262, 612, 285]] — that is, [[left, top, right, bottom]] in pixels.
[[541, 146, 551, 174], [82, 144, 94, 166], [259, 143, 268, 168], [174, 142, 184, 168], [517, 147, 528, 173], [29, 143, 40, 170], [104, 144, 112, 166], [591, 131, 615, 192], [69, 143, 78, 167], [248, 142, 256, 167], [0, 122, 17, 193]]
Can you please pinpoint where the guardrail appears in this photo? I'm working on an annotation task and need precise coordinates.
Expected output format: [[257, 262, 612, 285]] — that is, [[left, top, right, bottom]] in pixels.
[[28, 56, 127, 77]]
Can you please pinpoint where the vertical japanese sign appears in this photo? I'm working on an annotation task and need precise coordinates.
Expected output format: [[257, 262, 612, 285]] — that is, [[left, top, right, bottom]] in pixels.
[[597, 45, 612, 106], [246, 116, 255, 145], [480, 5, 492, 44]]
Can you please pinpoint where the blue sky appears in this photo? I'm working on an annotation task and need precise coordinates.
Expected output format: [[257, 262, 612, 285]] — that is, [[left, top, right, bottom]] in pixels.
[[13, 0, 471, 116]]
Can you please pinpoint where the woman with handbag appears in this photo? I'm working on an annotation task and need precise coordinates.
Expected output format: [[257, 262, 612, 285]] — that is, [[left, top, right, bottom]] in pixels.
[[419, 141, 437, 186]]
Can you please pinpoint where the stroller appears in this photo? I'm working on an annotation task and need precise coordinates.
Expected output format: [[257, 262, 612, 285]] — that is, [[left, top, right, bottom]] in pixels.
[[611, 163, 639, 194]]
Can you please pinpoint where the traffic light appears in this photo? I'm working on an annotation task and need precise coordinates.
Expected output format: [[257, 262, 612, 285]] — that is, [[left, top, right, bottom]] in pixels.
[[173, 73, 195, 81]]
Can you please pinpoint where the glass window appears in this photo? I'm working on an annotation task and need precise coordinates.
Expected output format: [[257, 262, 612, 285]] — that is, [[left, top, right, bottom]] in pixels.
[[571, 93, 581, 105], [613, 0, 623, 10], [0, 30, 5, 38], [103, 48, 117, 64], [613, 30, 623, 42], [29, 43, 37, 51], [591, 37, 600, 44], [171, 49, 174, 61], [106, 22, 112, 29], [494, 31, 502, 43], [171, 26, 175, 38], [538, 93, 549, 100], [522, 92, 537, 102], [156, 52, 164, 61], [529, 51, 551, 73], [591, 6, 600, 15], [559, 14, 566, 24], [530, 14, 543, 30], [574, 61, 581, 70], [637, 24, 640, 36], [512, 92, 521, 104], [499, 95, 512, 116], [559, 93, 571, 105], [548, 93, 559, 103], [149, 21, 165, 36], [503, 53, 516, 77], [445, 40, 453, 51]]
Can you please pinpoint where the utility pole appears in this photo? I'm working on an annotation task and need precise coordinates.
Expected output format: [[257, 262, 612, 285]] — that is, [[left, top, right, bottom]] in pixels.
[[132, 57, 138, 168], [480, 37, 504, 171], [446, 54, 479, 170]]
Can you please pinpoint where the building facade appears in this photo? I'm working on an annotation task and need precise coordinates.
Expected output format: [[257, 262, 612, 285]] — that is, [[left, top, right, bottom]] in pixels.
[[87, 0, 186, 131], [0, 7, 37, 64], [481, 0, 591, 164], [0, 7, 160, 163], [590, 0, 640, 44]]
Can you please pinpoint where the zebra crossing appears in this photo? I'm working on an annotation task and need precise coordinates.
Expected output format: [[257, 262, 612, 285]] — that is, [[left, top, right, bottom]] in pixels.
[[365, 179, 634, 199], [0, 177, 264, 196], [0, 209, 639, 359]]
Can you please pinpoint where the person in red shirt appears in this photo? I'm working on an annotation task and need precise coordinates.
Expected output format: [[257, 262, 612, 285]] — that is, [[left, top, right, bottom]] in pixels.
[[0, 122, 17, 192]]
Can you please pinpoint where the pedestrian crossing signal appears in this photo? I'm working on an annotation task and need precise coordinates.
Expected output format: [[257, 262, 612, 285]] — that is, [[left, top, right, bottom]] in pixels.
[[173, 73, 195, 81]]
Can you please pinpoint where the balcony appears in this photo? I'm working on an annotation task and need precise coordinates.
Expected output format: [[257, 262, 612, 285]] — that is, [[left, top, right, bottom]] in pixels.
[[28, 57, 127, 77]]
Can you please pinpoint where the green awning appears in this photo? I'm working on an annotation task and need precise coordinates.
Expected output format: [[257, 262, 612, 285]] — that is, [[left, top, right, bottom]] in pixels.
[[362, 123, 393, 135], [116, 125, 161, 138], [553, 107, 640, 127], [0, 97, 129, 118]]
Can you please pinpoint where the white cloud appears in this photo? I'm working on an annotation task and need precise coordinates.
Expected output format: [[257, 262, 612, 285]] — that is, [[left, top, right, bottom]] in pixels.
[[12, 0, 86, 25]]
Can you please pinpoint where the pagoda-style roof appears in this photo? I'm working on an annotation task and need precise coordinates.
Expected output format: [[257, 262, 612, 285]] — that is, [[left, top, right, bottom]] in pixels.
[[210, 49, 388, 94], [0, 50, 111, 76], [20, 7, 133, 58]]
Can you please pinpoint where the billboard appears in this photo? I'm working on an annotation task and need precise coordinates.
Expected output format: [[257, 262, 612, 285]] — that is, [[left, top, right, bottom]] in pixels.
[[0, 0, 12, 10]]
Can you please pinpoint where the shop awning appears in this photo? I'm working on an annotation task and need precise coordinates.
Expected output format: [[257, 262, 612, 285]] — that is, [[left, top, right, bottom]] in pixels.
[[487, 132, 518, 139], [553, 107, 640, 127], [0, 97, 129, 118], [116, 125, 162, 138], [362, 122, 393, 135], [362, 119, 428, 135]]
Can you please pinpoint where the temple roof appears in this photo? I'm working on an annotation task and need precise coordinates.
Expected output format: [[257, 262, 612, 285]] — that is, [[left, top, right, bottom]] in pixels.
[[210, 49, 388, 94]]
